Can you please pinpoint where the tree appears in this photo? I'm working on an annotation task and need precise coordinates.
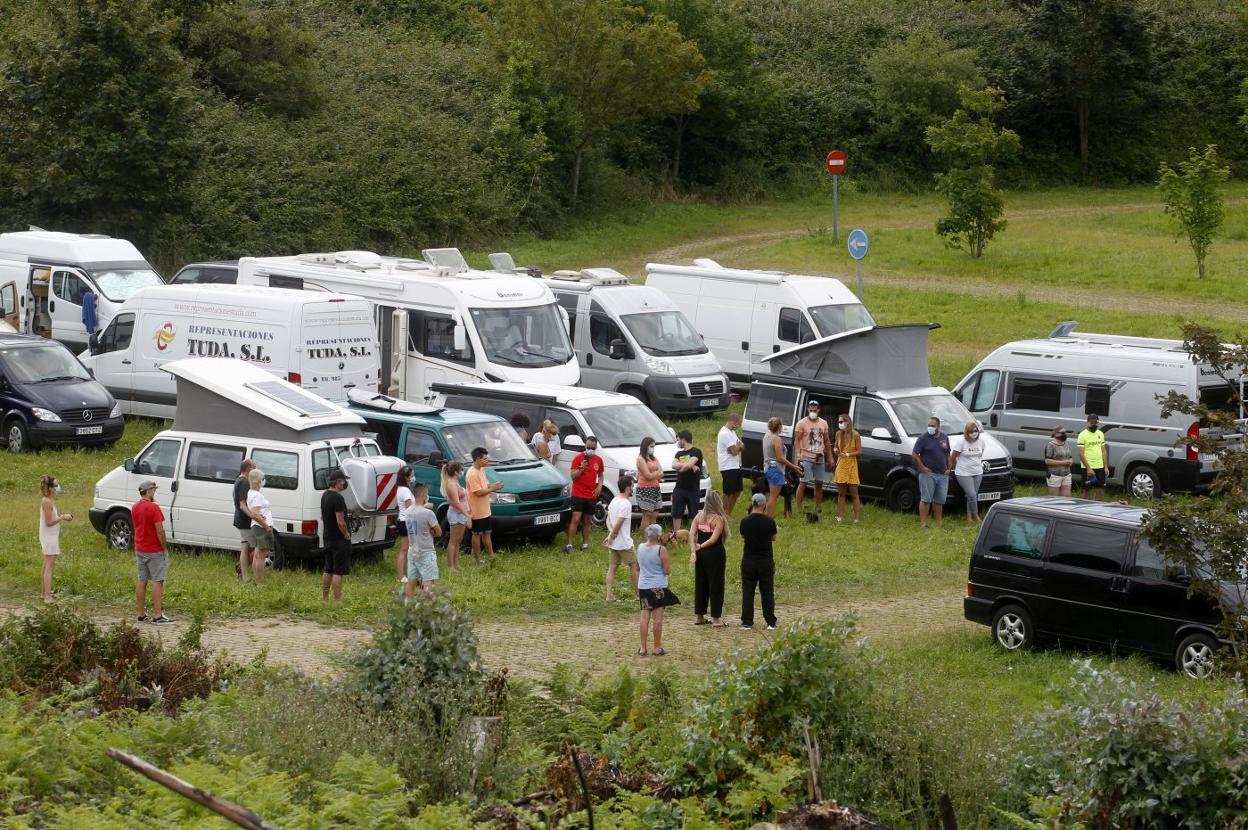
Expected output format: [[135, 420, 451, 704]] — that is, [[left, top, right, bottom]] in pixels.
[[925, 86, 1020, 258], [479, 0, 710, 204], [1157, 145, 1230, 280], [1141, 322, 1248, 685]]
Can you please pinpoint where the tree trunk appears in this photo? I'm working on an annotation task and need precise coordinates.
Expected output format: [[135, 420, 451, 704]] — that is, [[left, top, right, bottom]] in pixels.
[[1198, 256, 1206, 279], [1078, 100, 1090, 169], [571, 146, 584, 207], [671, 114, 685, 183]]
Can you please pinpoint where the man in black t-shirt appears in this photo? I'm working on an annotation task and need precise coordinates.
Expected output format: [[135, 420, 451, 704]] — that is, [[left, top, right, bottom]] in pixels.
[[320, 469, 351, 605], [233, 459, 256, 582], [670, 429, 704, 536], [739, 492, 779, 629]]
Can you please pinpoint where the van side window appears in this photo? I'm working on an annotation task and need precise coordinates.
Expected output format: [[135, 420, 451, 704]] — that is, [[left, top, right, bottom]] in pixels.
[[0, 283, 15, 316], [444, 395, 510, 421], [403, 430, 441, 465], [589, 303, 625, 357], [1130, 538, 1172, 581], [1010, 377, 1062, 412], [852, 398, 892, 436], [546, 408, 582, 442], [778, 308, 815, 344], [171, 268, 200, 285], [1085, 383, 1111, 417], [186, 443, 246, 483], [743, 383, 800, 426], [268, 275, 304, 290], [250, 448, 298, 490], [312, 448, 339, 490], [556, 294, 578, 339], [413, 311, 473, 363], [97, 313, 134, 354], [53, 271, 87, 305], [1048, 523, 1129, 573], [136, 439, 181, 479], [959, 370, 1000, 412], [984, 514, 1049, 559]]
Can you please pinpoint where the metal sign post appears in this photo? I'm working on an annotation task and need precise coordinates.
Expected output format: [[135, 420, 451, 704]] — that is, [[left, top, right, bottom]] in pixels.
[[847, 228, 868, 300], [825, 150, 846, 242]]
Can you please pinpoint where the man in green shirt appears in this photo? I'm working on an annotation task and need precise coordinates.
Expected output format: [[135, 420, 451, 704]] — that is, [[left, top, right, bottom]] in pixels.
[[1077, 414, 1108, 501]]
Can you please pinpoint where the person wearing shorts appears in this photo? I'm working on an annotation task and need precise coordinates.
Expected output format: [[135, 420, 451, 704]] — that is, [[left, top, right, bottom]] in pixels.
[[440, 461, 469, 572], [133, 480, 172, 624], [716, 413, 745, 514], [669, 429, 703, 536], [793, 399, 831, 517], [605, 477, 638, 602], [466, 447, 504, 561], [635, 436, 662, 531], [233, 459, 256, 582], [636, 524, 678, 656], [1045, 427, 1074, 495], [405, 482, 442, 599], [912, 416, 951, 529], [566, 435, 605, 554], [320, 470, 351, 604]]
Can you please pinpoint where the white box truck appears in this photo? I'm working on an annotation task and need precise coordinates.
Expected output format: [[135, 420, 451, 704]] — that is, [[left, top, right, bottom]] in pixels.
[[645, 258, 875, 387], [79, 284, 380, 419], [0, 230, 164, 350], [235, 248, 580, 400]]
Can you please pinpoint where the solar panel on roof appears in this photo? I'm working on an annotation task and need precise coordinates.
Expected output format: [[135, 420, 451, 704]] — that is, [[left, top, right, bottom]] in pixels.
[[246, 380, 339, 417]]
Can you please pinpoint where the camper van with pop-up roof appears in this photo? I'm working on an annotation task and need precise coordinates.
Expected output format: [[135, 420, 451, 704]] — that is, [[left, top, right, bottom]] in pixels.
[[90, 358, 400, 567]]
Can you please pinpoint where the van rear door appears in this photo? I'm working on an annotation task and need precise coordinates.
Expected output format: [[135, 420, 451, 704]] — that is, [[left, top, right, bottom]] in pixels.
[[300, 299, 378, 400], [741, 382, 800, 469]]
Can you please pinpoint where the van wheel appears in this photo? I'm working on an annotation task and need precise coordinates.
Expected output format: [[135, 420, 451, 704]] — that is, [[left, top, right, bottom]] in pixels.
[[1175, 632, 1218, 679], [105, 511, 134, 550], [590, 495, 611, 528], [885, 477, 918, 513], [991, 604, 1034, 652], [5, 419, 29, 454], [621, 385, 651, 410], [1126, 464, 1161, 500]]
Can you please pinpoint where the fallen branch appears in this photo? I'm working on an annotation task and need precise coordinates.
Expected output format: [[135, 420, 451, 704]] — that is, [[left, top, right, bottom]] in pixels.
[[107, 748, 280, 830]]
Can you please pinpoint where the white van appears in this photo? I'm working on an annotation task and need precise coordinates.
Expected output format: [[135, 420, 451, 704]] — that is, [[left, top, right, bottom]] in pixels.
[[645, 258, 875, 387], [542, 268, 729, 416], [431, 381, 712, 524], [235, 248, 579, 399], [0, 230, 164, 351], [89, 358, 398, 567], [79, 284, 379, 419], [954, 322, 1241, 498]]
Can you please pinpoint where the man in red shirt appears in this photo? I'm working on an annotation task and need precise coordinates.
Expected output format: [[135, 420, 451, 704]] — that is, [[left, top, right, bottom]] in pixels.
[[132, 480, 172, 624], [565, 435, 605, 554]]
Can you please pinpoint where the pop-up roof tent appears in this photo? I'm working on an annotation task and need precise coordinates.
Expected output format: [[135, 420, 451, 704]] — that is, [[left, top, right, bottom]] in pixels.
[[758, 324, 936, 392], [161, 357, 367, 443]]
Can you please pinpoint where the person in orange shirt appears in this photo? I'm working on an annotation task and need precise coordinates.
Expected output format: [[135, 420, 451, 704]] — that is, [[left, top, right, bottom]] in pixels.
[[465, 447, 504, 562]]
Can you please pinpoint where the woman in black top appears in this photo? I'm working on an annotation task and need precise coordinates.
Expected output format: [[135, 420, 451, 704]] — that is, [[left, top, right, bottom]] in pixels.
[[690, 489, 730, 627]]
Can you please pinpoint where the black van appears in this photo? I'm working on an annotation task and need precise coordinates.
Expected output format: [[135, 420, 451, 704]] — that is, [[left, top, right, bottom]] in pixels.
[[0, 333, 124, 452], [964, 497, 1234, 678]]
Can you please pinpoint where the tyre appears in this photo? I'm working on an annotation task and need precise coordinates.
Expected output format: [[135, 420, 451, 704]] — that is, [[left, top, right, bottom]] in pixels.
[[105, 510, 134, 550], [885, 477, 918, 513], [1175, 632, 1218, 679], [1126, 463, 1161, 500], [5, 419, 30, 454], [621, 385, 651, 411], [590, 495, 611, 528], [991, 604, 1034, 652]]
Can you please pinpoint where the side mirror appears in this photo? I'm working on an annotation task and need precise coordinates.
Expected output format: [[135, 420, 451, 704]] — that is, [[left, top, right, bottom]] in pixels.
[[870, 427, 896, 442], [609, 338, 629, 360], [563, 434, 585, 450], [427, 450, 445, 467], [1167, 567, 1191, 586], [452, 317, 467, 353], [668, 426, 677, 440], [123, 458, 136, 472]]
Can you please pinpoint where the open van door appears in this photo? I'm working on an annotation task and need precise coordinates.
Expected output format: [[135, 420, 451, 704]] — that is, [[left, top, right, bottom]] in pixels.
[[49, 267, 91, 350], [0, 281, 18, 332]]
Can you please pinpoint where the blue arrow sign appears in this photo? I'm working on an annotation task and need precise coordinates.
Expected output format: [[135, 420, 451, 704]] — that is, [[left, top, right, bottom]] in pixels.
[[847, 228, 869, 261]]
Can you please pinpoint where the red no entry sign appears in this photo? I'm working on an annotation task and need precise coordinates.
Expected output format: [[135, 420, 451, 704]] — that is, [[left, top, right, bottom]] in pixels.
[[825, 150, 846, 175]]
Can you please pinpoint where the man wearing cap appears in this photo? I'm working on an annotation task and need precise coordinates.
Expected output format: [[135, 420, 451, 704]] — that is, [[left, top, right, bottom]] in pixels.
[[793, 399, 831, 518], [321, 469, 351, 604], [133, 480, 172, 624], [1078, 414, 1109, 501], [739, 492, 778, 630]]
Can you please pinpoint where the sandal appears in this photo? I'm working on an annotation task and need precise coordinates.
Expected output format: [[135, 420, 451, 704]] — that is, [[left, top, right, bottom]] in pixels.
[[651, 648, 668, 657], [694, 618, 711, 626], [711, 620, 728, 628], [636, 649, 647, 657]]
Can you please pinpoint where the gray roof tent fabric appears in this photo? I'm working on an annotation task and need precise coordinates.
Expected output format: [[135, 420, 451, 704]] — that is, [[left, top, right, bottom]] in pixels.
[[761, 325, 934, 391], [172, 375, 365, 443]]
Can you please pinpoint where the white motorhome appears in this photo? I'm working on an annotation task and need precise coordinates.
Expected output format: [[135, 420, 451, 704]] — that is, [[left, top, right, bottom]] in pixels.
[[541, 268, 729, 416], [235, 248, 579, 399], [645, 258, 875, 387], [0, 230, 164, 351], [79, 284, 379, 419], [954, 322, 1242, 499], [89, 358, 399, 566]]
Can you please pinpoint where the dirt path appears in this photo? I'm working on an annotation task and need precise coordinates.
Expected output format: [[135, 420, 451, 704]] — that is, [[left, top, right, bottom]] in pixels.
[[1, 588, 975, 679]]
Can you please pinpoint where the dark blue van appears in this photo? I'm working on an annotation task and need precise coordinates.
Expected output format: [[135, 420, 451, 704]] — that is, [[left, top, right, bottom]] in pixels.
[[0, 333, 124, 452]]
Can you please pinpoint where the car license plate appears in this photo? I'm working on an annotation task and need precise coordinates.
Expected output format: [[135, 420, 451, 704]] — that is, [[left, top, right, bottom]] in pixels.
[[979, 491, 1001, 501], [76, 426, 103, 435], [534, 513, 561, 526], [699, 398, 718, 408]]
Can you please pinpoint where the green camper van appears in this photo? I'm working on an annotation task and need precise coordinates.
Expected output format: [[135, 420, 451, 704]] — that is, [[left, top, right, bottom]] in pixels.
[[343, 390, 570, 539]]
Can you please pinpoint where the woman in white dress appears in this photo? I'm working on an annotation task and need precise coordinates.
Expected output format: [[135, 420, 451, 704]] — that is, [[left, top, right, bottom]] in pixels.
[[39, 475, 72, 603]]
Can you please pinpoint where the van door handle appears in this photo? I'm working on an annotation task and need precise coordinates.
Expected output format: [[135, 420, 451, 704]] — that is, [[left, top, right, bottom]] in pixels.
[[49, 300, 55, 312], [171, 481, 179, 493], [741, 341, 748, 351], [586, 353, 593, 366], [772, 345, 780, 352], [989, 413, 998, 428], [121, 359, 131, 365], [1110, 576, 1128, 593], [1017, 440, 1025, 452]]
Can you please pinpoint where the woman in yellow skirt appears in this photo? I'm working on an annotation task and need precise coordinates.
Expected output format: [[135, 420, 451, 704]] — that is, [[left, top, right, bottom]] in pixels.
[[833, 414, 862, 523]]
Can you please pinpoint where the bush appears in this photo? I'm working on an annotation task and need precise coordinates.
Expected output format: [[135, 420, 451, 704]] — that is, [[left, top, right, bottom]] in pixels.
[[1012, 662, 1248, 828]]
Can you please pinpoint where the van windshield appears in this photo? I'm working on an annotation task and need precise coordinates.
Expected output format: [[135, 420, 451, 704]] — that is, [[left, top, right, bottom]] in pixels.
[[809, 303, 875, 338], [443, 421, 535, 464], [0, 344, 91, 384], [891, 393, 976, 437], [470, 304, 574, 369], [582, 403, 672, 448], [89, 268, 164, 302], [620, 311, 707, 356]]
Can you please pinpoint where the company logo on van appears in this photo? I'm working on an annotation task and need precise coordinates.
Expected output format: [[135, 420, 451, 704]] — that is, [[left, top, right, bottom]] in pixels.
[[153, 322, 176, 351], [495, 291, 522, 298]]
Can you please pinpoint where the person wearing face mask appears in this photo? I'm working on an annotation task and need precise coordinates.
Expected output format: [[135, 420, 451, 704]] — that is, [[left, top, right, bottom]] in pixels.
[[1045, 427, 1074, 495], [793, 400, 831, 519], [38, 474, 72, 604], [636, 436, 662, 531], [912, 416, 951, 529], [566, 435, 605, 554], [949, 422, 986, 523], [245, 467, 272, 584], [833, 414, 862, 523], [1077, 415, 1108, 501]]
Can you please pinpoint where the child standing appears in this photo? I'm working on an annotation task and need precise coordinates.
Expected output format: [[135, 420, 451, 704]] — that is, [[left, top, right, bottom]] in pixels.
[[39, 475, 72, 603], [405, 482, 443, 599], [636, 524, 678, 656]]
